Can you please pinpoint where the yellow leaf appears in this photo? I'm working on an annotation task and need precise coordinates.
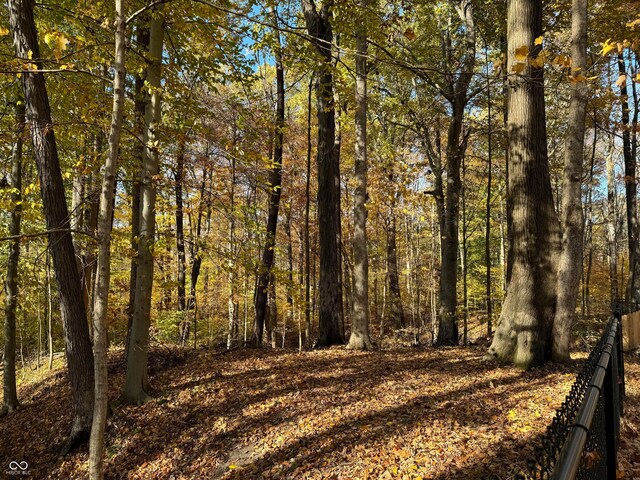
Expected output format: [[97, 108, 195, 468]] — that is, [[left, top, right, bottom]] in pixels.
[[0, 27, 9, 36], [514, 45, 529, 61], [601, 39, 615, 56], [511, 62, 526, 74], [530, 53, 546, 69], [228, 464, 238, 469], [534, 36, 543, 45], [569, 74, 587, 84]]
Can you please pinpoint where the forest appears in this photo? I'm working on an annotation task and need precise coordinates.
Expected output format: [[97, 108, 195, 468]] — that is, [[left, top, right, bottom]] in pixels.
[[0, 0, 639, 478]]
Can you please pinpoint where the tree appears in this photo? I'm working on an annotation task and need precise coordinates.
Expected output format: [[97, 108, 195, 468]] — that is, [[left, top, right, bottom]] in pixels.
[[89, 0, 126, 475], [175, 139, 187, 312], [347, 0, 374, 350], [126, 20, 149, 355], [434, 0, 476, 346], [552, 0, 588, 363], [124, 6, 165, 404], [485, 0, 560, 369], [618, 50, 640, 311], [2, 98, 25, 416], [254, 7, 286, 346], [302, 0, 343, 346], [8, 0, 95, 451]]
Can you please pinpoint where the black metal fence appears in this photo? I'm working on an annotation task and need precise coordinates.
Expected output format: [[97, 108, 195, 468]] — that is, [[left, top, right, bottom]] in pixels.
[[516, 313, 625, 480]]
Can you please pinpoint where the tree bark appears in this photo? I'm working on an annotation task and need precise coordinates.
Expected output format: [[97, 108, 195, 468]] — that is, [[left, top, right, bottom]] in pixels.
[[619, 52, 640, 311], [2, 99, 25, 416], [89, 1, 126, 475], [348, 2, 373, 350], [302, 0, 343, 347], [304, 76, 313, 347], [124, 7, 164, 404], [9, 0, 95, 451], [551, 0, 588, 362], [606, 140, 619, 304], [254, 8, 285, 346], [126, 22, 149, 355], [486, 0, 560, 369], [434, 0, 475, 346]]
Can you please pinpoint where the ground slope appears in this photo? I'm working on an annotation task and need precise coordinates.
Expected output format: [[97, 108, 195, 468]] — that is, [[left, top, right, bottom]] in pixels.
[[1, 347, 637, 479]]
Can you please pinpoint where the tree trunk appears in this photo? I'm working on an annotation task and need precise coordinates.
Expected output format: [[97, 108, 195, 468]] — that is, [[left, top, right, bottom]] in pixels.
[[551, 0, 588, 362], [175, 139, 187, 312], [227, 155, 237, 350], [606, 141, 619, 304], [9, 0, 95, 451], [386, 203, 405, 330], [620, 52, 640, 310], [47, 253, 54, 369], [89, 1, 125, 475], [485, 44, 493, 337], [435, 0, 475, 346], [285, 205, 294, 348], [304, 76, 313, 348], [2, 99, 25, 416], [461, 156, 468, 345], [347, 1, 373, 350], [254, 9, 285, 346], [124, 8, 164, 404], [486, 0, 560, 369], [126, 22, 149, 355], [302, 0, 343, 347]]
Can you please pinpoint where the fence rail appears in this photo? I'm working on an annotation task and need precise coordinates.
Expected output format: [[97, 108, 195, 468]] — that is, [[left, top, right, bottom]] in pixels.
[[517, 313, 625, 480]]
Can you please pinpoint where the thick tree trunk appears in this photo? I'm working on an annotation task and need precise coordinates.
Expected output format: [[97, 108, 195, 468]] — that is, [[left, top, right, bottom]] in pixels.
[[89, 2, 126, 476], [619, 52, 640, 311], [2, 100, 25, 416], [486, 0, 560, 369], [124, 8, 164, 404], [348, 6, 373, 350], [302, 0, 343, 347], [254, 11, 285, 346], [552, 0, 588, 363], [9, 0, 95, 451], [126, 23, 149, 355]]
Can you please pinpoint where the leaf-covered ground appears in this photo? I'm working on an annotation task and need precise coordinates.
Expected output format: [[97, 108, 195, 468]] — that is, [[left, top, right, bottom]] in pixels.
[[1, 346, 638, 479]]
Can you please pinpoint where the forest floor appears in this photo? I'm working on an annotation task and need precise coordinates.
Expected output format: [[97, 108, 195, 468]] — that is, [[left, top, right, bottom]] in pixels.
[[1, 345, 638, 480]]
